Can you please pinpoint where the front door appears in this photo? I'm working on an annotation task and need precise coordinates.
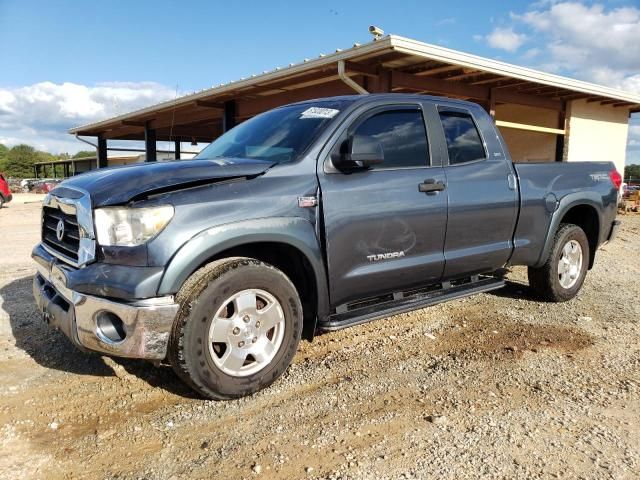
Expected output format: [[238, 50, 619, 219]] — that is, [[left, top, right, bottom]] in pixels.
[[319, 104, 448, 308]]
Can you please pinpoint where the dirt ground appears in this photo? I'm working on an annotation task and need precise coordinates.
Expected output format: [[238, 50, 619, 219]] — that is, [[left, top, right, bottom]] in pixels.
[[1, 195, 639, 480]]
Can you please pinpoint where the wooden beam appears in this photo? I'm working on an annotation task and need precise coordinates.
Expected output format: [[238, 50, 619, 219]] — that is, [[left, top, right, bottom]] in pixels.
[[557, 93, 591, 100], [493, 89, 562, 111], [236, 80, 355, 118], [600, 99, 620, 105], [495, 120, 565, 135], [344, 61, 378, 77], [102, 126, 147, 140], [245, 67, 336, 95], [120, 120, 146, 127], [364, 51, 410, 66], [514, 84, 550, 93], [613, 102, 633, 108], [493, 80, 531, 89], [195, 100, 224, 109], [157, 126, 220, 139], [415, 64, 461, 76], [391, 71, 489, 100], [391, 71, 563, 110], [471, 76, 511, 85], [148, 107, 221, 130], [444, 70, 483, 81]]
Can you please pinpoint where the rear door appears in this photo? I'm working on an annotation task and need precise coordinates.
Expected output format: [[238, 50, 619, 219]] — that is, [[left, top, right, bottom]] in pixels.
[[318, 102, 448, 308], [436, 105, 518, 278]]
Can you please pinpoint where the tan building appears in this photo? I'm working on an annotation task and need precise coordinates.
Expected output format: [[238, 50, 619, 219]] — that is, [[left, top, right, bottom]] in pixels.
[[69, 34, 639, 177]]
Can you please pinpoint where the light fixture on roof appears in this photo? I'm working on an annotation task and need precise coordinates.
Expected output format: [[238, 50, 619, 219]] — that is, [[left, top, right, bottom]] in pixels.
[[191, 137, 198, 146], [369, 25, 384, 40]]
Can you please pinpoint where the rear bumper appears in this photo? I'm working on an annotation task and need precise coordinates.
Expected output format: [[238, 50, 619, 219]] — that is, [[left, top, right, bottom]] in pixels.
[[32, 247, 179, 360]]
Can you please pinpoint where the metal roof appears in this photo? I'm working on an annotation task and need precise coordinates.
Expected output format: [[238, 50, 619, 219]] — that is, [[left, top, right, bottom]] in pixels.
[[69, 34, 640, 140]]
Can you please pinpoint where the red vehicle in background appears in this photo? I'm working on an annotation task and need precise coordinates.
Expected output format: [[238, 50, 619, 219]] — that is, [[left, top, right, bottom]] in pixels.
[[0, 173, 12, 208]]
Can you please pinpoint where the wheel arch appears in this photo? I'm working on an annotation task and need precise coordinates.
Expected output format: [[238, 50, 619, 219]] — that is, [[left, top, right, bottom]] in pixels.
[[535, 194, 602, 270], [158, 217, 329, 340]]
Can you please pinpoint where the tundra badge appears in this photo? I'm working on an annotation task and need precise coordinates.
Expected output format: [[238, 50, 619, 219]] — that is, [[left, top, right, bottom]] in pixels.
[[367, 251, 405, 262]]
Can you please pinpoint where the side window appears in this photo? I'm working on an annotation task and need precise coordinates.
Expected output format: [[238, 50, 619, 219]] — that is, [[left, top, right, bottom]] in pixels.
[[352, 109, 429, 169], [439, 111, 486, 165]]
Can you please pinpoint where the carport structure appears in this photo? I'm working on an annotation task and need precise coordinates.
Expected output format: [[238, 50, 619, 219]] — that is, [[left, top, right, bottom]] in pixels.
[[69, 35, 640, 176]]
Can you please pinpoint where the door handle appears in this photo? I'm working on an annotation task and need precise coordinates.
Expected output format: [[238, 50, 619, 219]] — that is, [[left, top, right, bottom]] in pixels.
[[419, 179, 446, 193]]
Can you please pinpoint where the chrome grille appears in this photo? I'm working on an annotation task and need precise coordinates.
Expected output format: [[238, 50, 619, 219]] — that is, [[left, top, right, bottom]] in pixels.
[[42, 205, 80, 261], [41, 188, 96, 267]]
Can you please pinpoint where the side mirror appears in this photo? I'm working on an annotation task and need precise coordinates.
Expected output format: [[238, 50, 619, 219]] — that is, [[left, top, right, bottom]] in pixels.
[[332, 135, 384, 170]]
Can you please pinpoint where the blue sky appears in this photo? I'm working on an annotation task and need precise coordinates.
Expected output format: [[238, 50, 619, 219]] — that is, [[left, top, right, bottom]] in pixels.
[[0, 0, 638, 163]]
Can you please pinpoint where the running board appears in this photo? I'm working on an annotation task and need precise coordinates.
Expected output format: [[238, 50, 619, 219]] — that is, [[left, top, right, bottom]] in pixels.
[[320, 276, 505, 331]]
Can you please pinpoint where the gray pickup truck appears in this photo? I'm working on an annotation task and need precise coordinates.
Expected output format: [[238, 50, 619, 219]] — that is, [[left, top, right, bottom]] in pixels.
[[33, 94, 621, 399]]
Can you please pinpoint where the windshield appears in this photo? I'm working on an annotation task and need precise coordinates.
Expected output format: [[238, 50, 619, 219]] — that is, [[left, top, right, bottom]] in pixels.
[[195, 100, 350, 163]]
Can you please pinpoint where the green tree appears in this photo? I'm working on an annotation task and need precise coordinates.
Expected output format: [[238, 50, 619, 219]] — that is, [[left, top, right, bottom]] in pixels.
[[3, 144, 40, 178], [72, 150, 95, 159], [624, 164, 640, 182]]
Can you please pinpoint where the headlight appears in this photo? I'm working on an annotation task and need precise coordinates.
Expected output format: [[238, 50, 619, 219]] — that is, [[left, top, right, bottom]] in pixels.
[[94, 206, 174, 247]]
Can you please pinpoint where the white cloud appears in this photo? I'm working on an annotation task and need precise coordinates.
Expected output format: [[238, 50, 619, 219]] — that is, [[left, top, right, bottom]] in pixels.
[[436, 17, 456, 27], [521, 47, 541, 60], [514, 2, 640, 81], [486, 2, 640, 165], [484, 27, 527, 52], [0, 81, 176, 154]]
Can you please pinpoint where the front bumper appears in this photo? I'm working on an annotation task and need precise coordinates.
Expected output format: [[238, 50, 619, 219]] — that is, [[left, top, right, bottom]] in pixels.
[[32, 249, 179, 360]]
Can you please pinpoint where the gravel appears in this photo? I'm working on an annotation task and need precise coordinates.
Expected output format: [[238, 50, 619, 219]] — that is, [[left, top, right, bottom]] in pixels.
[[1, 196, 639, 479]]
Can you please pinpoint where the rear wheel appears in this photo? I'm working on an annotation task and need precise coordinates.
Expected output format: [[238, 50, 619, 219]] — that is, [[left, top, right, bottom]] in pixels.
[[168, 257, 303, 400], [528, 224, 589, 302]]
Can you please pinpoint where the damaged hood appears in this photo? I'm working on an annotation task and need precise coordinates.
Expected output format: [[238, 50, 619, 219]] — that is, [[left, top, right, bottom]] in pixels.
[[56, 157, 274, 206]]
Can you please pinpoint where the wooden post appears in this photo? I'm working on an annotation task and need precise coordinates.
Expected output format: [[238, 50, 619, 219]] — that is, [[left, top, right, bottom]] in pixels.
[[97, 136, 108, 168], [145, 122, 157, 162], [371, 70, 392, 93], [174, 138, 181, 160], [555, 103, 567, 162], [489, 88, 496, 118], [223, 100, 236, 132]]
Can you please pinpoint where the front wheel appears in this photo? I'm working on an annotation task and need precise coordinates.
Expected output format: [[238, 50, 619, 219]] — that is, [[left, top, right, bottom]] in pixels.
[[168, 257, 303, 400], [528, 224, 589, 302]]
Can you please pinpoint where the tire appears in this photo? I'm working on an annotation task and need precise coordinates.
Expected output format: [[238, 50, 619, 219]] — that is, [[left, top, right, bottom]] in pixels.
[[528, 224, 589, 302], [168, 257, 303, 400]]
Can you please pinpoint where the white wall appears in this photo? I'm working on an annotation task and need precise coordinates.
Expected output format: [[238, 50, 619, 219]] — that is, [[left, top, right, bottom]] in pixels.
[[566, 99, 630, 175]]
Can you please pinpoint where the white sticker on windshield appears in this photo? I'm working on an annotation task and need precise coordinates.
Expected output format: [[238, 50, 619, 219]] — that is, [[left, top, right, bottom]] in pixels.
[[300, 107, 339, 119]]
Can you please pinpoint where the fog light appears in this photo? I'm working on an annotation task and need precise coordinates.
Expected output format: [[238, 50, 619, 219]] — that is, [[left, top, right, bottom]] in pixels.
[[96, 311, 127, 344]]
